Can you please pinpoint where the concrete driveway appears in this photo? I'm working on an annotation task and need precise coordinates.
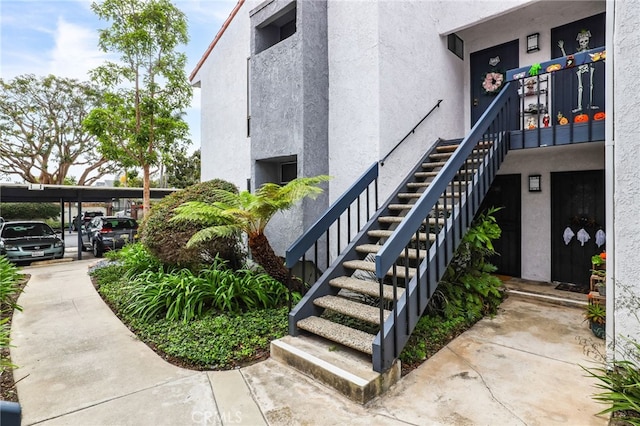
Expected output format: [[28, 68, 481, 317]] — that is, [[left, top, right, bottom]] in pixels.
[[11, 259, 608, 425]]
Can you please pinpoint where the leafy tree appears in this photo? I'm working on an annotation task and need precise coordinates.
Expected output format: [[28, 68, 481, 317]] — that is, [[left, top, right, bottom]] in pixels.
[[0, 74, 117, 185], [85, 0, 193, 215], [171, 176, 331, 291], [165, 148, 200, 189], [139, 178, 242, 270], [0, 203, 60, 220]]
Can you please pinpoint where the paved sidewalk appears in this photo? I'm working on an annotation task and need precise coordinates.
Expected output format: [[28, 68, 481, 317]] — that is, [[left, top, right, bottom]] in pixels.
[[11, 260, 608, 425]]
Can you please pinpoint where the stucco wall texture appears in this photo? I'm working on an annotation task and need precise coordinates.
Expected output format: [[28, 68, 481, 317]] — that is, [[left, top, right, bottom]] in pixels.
[[249, 0, 329, 255], [612, 0, 640, 345], [195, 1, 252, 191]]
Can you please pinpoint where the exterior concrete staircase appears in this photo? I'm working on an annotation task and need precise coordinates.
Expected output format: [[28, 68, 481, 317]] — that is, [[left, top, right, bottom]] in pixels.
[[272, 139, 492, 403], [274, 81, 517, 403]]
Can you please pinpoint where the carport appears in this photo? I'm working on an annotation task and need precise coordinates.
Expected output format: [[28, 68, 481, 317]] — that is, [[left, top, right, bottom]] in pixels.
[[0, 183, 177, 260]]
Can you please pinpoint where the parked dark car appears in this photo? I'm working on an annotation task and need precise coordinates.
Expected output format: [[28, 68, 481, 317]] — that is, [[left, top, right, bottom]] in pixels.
[[72, 211, 104, 231], [82, 216, 138, 257], [0, 221, 65, 263]]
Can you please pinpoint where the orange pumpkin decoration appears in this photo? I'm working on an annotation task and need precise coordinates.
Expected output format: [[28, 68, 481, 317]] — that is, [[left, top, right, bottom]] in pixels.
[[559, 117, 569, 125], [574, 114, 589, 123], [594, 112, 606, 121]]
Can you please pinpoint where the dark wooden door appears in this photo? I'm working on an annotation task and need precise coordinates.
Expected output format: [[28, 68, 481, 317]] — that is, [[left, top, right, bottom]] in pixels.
[[470, 40, 519, 126], [551, 170, 605, 288], [550, 13, 606, 122], [477, 174, 521, 277]]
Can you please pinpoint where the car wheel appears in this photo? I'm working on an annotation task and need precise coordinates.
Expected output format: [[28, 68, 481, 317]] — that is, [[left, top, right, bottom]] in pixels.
[[93, 242, 103, 258]]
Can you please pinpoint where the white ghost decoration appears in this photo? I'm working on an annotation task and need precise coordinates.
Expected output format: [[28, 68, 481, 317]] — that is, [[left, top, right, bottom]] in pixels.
[[595, 229, 606, 248], [577, 228, 590, 246], [563, 227, 575, 245]]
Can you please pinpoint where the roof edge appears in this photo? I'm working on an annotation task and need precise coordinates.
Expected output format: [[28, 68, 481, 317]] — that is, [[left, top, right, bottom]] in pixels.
[[189, 0, 246, 83]]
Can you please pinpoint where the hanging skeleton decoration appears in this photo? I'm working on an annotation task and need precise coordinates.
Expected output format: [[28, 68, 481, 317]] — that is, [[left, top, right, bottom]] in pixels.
[[558, 29, 598, 113]]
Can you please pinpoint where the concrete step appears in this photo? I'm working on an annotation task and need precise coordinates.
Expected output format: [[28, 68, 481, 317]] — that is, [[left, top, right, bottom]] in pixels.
[[436, 144, 460, 153], [378, 216, 445, 226], [387, 203, 454, 212], [367, 229, 436, 243], [397, 191, 463, 199], [297, 316, 375, 354], [343, 259, 417, 279], [329, 275, 405, 301], [405, 181, 466, 189], [356, 243, 427, 260], [503, 277, 587, 309], [314, 295, 391, 325], [270, 334, 401, 404], [421, 161, 447, 169], [429, 152, 454, 160], [414, 170, 476, 179]]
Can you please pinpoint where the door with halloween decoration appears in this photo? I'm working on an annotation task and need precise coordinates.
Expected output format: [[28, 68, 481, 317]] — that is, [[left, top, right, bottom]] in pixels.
[[551, 170, 605, 290], [551, 13, 605, 124], [470, 40, 519, 126]]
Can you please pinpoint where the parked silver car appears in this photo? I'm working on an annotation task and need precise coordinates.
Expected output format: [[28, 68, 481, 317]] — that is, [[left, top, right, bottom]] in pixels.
[[0, 221, 65, 263]]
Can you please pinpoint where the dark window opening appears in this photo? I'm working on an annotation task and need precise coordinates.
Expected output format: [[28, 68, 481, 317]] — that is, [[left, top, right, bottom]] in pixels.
[[448, 33, 464, 60], [255, 155, 297, 187], [254, 2, 297, 54], [280, 161, 297, 185]]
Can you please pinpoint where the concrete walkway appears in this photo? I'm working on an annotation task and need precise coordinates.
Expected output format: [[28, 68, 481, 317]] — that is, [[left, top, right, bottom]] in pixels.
[[11, 260, 608, 425]]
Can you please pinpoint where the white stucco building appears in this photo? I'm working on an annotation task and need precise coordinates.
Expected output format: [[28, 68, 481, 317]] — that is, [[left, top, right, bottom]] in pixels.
[[192, 0, 639, 373]]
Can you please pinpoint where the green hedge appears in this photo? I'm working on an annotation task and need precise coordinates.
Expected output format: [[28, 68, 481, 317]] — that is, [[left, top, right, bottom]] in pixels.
[[138, 179, 243, 270], [0, 203, 60, 220]]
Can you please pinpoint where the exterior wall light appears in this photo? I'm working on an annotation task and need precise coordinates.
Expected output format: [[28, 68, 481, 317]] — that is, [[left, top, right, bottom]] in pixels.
[[529, 174, 541, 192], [527, 33, 540, 53]]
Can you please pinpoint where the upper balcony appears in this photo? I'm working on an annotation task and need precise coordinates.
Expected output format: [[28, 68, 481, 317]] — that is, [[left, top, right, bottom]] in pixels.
[[505, 46, 606, 149]]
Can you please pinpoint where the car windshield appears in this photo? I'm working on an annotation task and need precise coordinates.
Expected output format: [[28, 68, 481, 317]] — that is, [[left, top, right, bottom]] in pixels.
[[2, 223, 54, 238], [103, 219, 137, 230]]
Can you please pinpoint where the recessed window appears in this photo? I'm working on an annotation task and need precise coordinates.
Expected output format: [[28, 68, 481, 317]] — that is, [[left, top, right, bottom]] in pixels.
[[448, 33, 464, 60], [254, 2, 297, 54], [255, 156, 297, 187], [280, 161, 297, 185]]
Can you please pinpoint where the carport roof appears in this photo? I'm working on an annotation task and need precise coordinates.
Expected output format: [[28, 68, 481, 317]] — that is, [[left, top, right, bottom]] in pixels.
[[0, 183, 178, 203]]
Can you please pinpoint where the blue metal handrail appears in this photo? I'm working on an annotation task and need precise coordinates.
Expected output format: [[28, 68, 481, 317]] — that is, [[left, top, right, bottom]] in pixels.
[[372, 81, 517, 372], [285, 162, 378, 269], [375, 83, 514, 277], [379, 99, 443, 166]]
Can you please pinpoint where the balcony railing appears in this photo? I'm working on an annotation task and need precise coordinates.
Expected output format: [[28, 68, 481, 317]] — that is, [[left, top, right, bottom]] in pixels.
[[506, 46, 605, 149]]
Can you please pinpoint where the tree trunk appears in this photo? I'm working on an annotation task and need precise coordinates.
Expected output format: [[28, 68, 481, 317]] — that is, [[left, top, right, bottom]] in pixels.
[[142, 163, 151, 217], [248, 232, 305, 293]]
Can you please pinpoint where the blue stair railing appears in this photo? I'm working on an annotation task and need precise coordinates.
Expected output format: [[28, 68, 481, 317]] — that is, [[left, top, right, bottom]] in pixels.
[[372, 81, 517, 371], [285, 163, 379, 326]]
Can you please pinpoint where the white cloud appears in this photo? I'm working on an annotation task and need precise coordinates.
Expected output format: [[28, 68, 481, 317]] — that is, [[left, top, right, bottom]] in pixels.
[[180, 0, 238, 25], [48, 17, 108, 80]]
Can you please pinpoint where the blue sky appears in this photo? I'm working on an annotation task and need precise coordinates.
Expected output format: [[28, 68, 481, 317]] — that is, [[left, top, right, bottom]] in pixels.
[[0, 0, 236, 160]]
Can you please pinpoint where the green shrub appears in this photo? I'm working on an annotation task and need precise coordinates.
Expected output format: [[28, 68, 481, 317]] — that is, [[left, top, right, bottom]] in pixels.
[[105, 243, 165, 278], [400, 315, 470, 365], [132, 307, 289, 369], [585, 338, 640, 424], [124, 257, 291, 323], [0, 256, 23, 314], [0, 256, 22, 375], [0, 202, 60, 220], [89, 257, 291, 369], [138, 179, 243, 270], [427, 207, 505, 321]]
